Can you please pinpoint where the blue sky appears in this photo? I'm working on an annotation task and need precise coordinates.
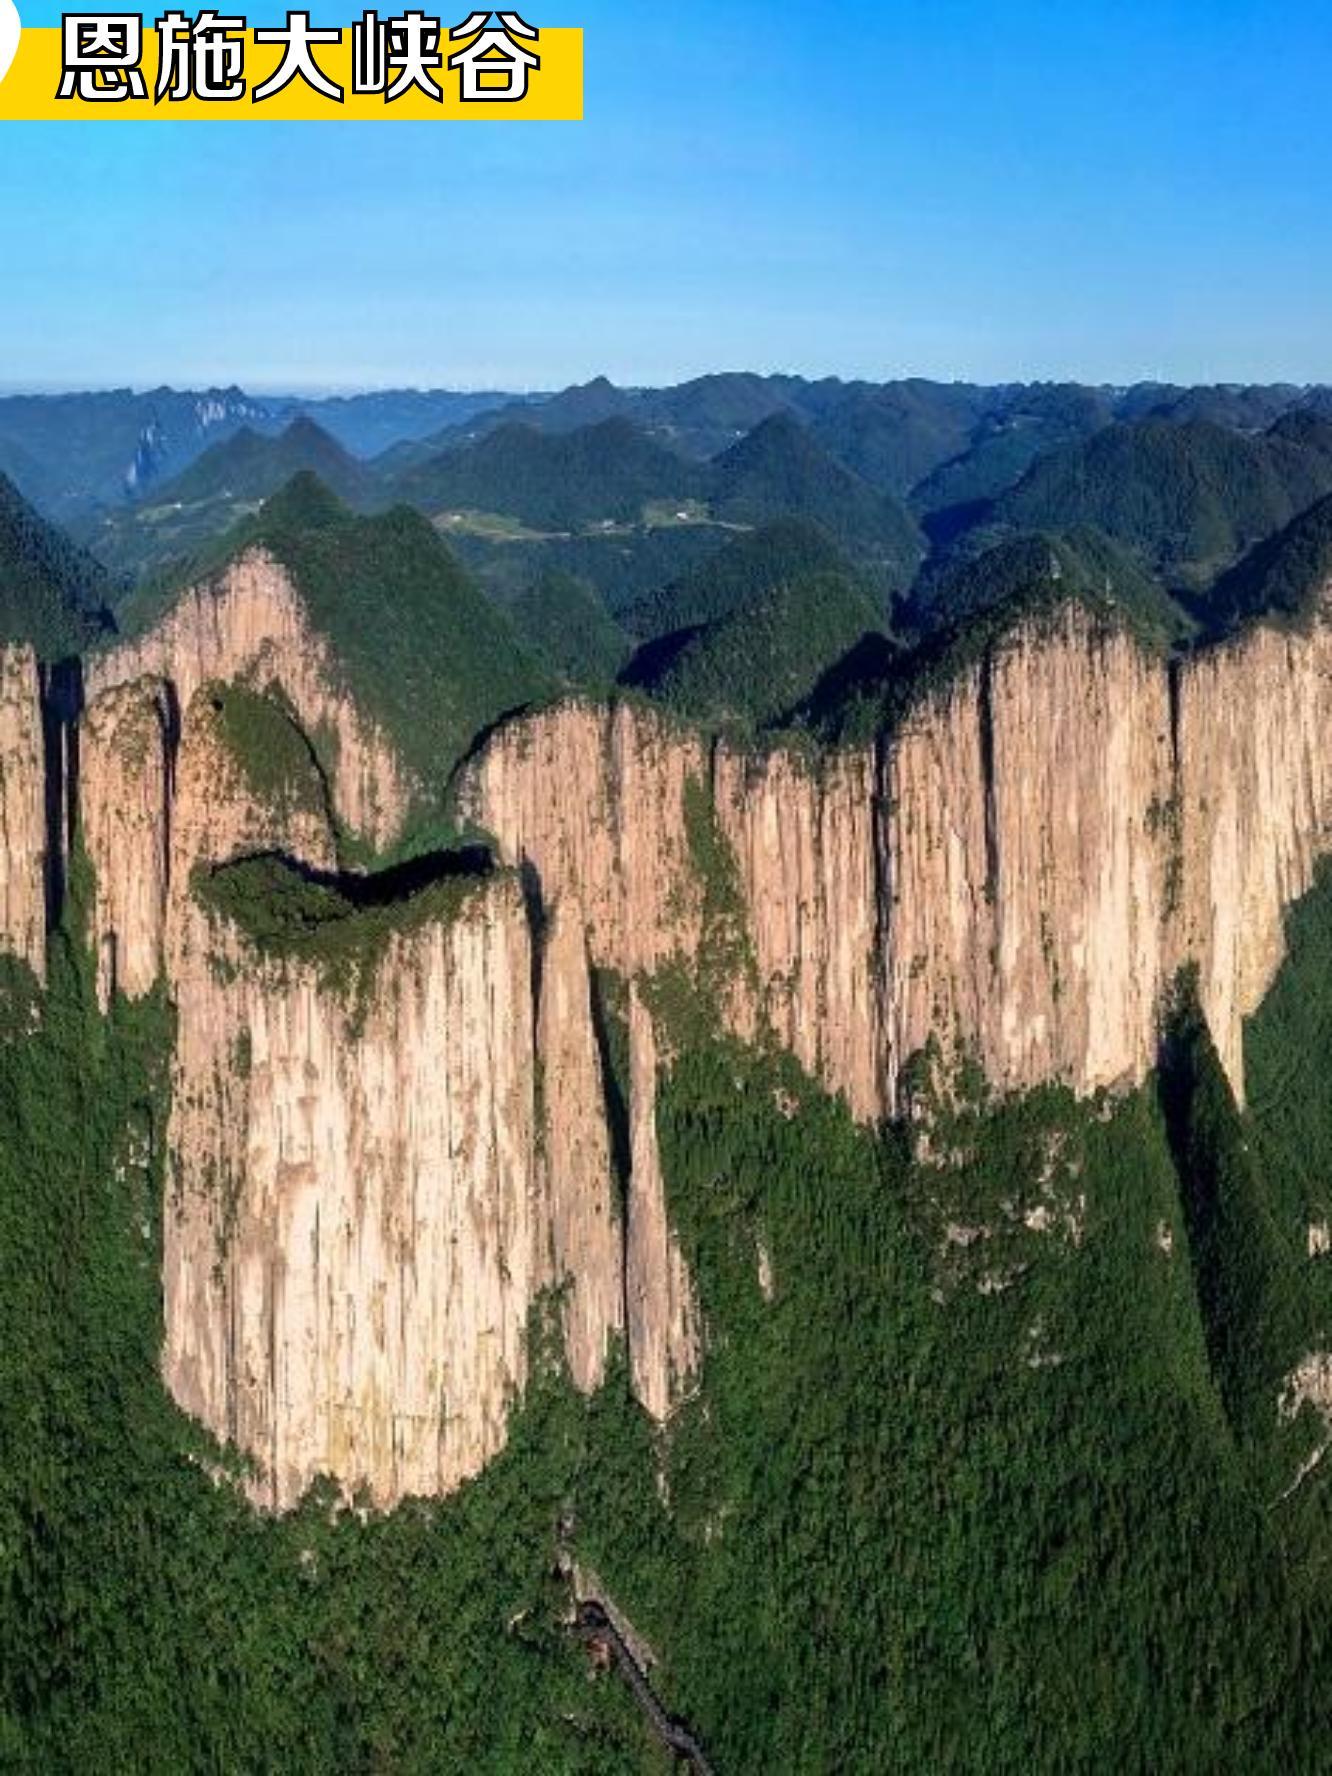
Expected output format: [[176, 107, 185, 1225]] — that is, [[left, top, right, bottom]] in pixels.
[[3, 0, 1331, 391]]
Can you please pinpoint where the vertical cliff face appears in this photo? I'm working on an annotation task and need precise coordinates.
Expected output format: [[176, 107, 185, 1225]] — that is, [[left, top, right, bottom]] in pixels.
[[1177, 615, 1332, 1098], [164, 875, 546, 1512], [625, 985, 700, 1422], [467, 595, 1332, 1116], [23, 559, 1332, 1513], [0, 645, 46, 981], [466, 701, 707, 979], [883, 609, 1176, 1105], [713, 744, 882, 1120], [86, 549, 413, 851], [538, 897, 624, 1396], [80, 677, 172, 1007], [68, 581, 703, 1506]]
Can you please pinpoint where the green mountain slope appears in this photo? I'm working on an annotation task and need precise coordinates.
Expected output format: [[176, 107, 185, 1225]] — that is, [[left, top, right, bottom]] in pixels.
[[83, 419, 381, 580], [622, 561, 885, 728], [11, 850, 1332, 1767], [393, 418, 705, 533], [913, 526, 1193, 646], [993, 417, 1332, 587], [1207, 492, 1332, 633], [133, 473, 552, 826], [0, 473, 112, 657], [156, 417, 373, 509], [804, 378, 986, 495], [911, 383, 1115, 515], [509, 570, 631, 686], [622, 517, 853, 640], [707, 413, 924, 587]]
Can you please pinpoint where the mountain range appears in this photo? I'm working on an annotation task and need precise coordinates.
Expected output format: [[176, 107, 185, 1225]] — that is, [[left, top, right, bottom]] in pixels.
[[11, 375, 1332, 1768]]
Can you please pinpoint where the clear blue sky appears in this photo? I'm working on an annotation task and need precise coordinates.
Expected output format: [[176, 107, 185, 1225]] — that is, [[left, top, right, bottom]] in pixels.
[[3, 0, 1331, 391]]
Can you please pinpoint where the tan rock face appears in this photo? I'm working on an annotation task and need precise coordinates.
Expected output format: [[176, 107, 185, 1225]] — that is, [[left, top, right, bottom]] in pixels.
[[34, 571, 1332, 1513], [883, 608, 1175, 1104], [468, 597, 1332, 1114], [625, 985, 700, 1421], [79, 677, 172, 1007], [69, 594, 702, 1506], [1176, 617, 1332, 1098], [465, 700, 706, 978], [164, 875, 546, 1512], [87, 547, 412, 851], [0, 645, 46, 981], [538, 898, 624, 1395], [714, 744, 882, 1120]]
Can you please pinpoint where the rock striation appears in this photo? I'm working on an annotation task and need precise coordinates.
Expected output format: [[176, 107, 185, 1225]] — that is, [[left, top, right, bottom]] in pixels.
[[164, 870, 546, 1511], [7, 562, 1331, 1509], [0, 645, 46, 982], [465, 597, 1332, 1114]]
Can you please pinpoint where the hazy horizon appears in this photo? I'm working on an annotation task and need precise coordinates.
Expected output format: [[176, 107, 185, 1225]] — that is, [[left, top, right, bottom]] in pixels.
[[1, 368, 1329, 402]]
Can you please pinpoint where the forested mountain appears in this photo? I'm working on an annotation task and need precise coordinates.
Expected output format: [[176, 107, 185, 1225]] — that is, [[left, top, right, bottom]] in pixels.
[[82, 419, 383, 577], [416, 372, 806, 460], [0, 388, 529, 522], [509, 569, 631, 686], [153, 418, 373, 509], [1208, 492, 1332, 634], [910, 382, 1116, 515], [390, 417, 706, 533], [909, 525, 1194, 646], [0, 472, 113, 656], [992, 416, 1332, 587], [12, 394, 1332, 1769], [129, 472, 553, 805], [621, 517, 854, 640], [620, 560, 885, 727], [706, 413, 924, 586], [801, 378, 986, 494]]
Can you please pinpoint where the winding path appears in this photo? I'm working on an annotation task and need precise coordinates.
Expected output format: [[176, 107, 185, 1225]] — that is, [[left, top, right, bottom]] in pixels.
[[574, 1600, 716, 1774]]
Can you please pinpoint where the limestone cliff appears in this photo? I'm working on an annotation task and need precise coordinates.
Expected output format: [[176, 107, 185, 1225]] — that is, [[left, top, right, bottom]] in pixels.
[[1176, 616, 1332, 1095], [465, 596, 1332, 1114], [87, 547, 412, 851], [0, 645, 46, 981], [80, 676, 172, 1006], [26, 568, 1332, 1512], [625, 985, 700, 1421], [538, 898, 624, 1396], [164, 872, 545, 1512]]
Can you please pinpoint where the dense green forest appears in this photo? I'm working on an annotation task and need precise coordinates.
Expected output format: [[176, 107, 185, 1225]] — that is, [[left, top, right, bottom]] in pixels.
[[7, 822, 1332, 1767], [30, 374, 1332, 654], [991, 415, 1332, 589], [9, 380, 1332, 1766], [621, 564, 885, 728], [0, 473, 112, 657]]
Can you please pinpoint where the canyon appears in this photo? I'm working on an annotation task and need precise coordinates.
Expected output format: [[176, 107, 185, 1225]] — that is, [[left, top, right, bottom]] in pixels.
[[2, 547, 1331, 1507]]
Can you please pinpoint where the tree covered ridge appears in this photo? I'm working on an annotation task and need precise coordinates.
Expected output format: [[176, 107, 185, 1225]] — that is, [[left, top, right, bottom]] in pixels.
[[0, 472, 113, 659]]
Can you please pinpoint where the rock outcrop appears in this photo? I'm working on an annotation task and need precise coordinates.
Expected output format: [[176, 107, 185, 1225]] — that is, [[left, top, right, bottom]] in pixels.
[[164, 872, 545, 1512], [87, 547, 413, 851], [0, 645, 46, 982], [625, 985, 700, 1421], [1176, 617, 1332, 1094], [13, 564, 1332, 1511], [537, 898, 624, 1396], [80, 676, 173, 1006], [465, 597, 1332, 1113]]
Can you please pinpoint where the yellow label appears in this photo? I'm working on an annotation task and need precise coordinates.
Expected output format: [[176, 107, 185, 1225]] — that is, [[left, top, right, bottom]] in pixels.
[[0, 20, 582, 120]]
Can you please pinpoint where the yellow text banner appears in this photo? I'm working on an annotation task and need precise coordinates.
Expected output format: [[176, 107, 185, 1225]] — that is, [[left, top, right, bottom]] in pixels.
[[0, 23, 582, 119]]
